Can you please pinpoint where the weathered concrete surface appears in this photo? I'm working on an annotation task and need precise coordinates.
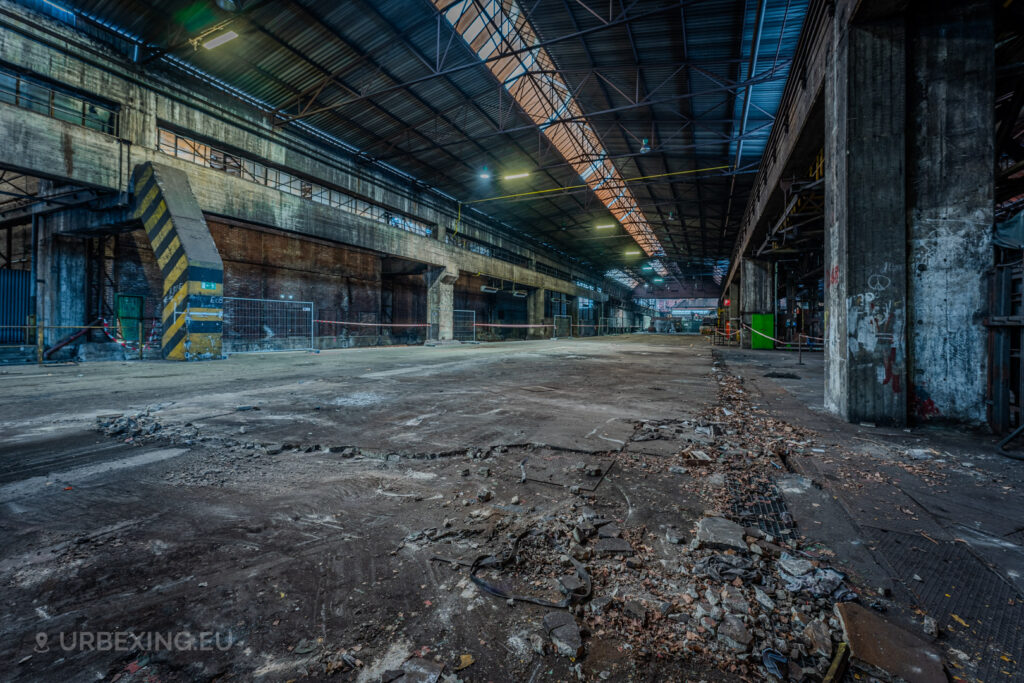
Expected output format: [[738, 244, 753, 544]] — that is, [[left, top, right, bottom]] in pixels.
[[425, 267, 457, 341], [837, 603, 945, 683], [906, 0, 994, 424], [824, 11, 908, 425]]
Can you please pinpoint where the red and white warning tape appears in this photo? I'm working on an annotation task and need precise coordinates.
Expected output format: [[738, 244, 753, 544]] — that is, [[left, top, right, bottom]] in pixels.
[[315, 319, 430, 327], [99, 318, 160, 351]]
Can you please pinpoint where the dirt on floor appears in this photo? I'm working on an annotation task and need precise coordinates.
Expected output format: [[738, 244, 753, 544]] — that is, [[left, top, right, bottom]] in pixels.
[[0, 336, 1020, 683]]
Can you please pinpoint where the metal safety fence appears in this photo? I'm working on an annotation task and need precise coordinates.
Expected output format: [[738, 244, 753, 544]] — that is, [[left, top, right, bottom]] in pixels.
[[553, 314, 572, 339], [453, 309, 476, 342], [222, 297, 314, 353]]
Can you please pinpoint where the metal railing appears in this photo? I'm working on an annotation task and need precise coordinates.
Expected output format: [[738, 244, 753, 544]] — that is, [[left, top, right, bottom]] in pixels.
[[222, 297, 314, 353], [453, 309, 476, 342]]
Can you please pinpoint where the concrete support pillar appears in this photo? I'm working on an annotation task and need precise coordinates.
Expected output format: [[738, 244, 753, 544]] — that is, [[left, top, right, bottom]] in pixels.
[[526, 287, 547, 339], [824, 14, 908, 425], [425, 267, 457, 341], [35, 215, 87, 346], [906, 0, 993, 424], [740, 258, 772, 348], [824, 2, 994, 426]]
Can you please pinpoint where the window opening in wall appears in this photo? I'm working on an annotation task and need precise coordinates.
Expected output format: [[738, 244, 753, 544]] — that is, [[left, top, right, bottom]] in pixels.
[[157, 127, 434, 238], [0, 64, 118, 134]]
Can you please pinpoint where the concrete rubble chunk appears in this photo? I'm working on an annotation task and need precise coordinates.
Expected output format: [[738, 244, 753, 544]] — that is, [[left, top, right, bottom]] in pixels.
[[623, 599, 647, 624], [398, 657, 443, 683], [777, 552, 814, 577], [836, 603, 945, 683], [719, 585, 749, 614], [695, 517, 747, 551], [597, 523, 621, 539], [753, 586, 775, 611], [543, 611, 583, 657], [803, 618, 832, 658], [717, 614, 753, 651], [594, 537, 634, 557]]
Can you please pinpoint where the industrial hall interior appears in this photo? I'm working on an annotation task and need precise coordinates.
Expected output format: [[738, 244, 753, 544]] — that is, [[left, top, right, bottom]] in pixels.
[[1, 0, 1022, 681]]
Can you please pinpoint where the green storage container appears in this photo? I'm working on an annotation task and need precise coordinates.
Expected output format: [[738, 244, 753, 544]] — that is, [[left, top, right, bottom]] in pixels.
[[750, 314, 774, 349]]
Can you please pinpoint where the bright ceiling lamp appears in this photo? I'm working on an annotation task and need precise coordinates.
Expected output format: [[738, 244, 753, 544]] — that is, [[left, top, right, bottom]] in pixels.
[[625, 250, 641, 256], [202, 30, 238, 50], [595, 223, 615, 229], [436, 0, 665, 259], [503, 172, 530, 180]]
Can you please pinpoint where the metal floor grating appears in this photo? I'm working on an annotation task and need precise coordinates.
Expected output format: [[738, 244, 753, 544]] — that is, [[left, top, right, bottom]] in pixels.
[[870, 529, 1023, 681], [728, 476, 798, 540]]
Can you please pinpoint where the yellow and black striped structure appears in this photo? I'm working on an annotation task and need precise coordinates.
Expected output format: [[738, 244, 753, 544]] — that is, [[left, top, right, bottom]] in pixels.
[[132, 162, 223, 360]]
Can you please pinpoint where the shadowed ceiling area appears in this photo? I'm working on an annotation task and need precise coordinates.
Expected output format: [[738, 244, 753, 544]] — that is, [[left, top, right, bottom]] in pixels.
[[29, 0, 807, 287]]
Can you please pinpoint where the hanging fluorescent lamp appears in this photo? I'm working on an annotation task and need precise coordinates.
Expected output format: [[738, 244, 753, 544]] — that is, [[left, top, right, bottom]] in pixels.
[[503, 172, 529, 180], [512, 290, 528, 298], [480, 285, 499, 293], [595, 223, 615, 229], [202, 30, 239, 49]]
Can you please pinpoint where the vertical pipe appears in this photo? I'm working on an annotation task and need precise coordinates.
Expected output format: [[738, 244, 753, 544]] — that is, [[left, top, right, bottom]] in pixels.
[[29, 214, 38, 324]]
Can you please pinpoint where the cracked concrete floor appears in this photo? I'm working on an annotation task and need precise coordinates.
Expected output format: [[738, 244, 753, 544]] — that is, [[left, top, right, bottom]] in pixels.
[[0, 336, 1021, 682]]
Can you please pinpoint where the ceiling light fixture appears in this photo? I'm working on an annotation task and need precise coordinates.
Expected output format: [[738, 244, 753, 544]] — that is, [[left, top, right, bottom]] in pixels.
[[202, 30, 239, 49], [503, 172, 529, 180], [480, 285, 499, 293], [595, 223, 615, 229], [639, 138, 651, 154], [625, 250, 640, 256], [479, 166, 491, 179]]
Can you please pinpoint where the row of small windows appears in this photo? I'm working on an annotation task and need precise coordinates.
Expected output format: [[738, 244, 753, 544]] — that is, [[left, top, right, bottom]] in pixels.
[[158, 128, 433, 238], [0, 66, 117, 134], [157, 129, 606, 293]]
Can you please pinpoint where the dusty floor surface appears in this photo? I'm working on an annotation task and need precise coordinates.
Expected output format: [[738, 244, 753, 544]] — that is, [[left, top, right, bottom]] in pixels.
[[0, 336, 1021, 682]]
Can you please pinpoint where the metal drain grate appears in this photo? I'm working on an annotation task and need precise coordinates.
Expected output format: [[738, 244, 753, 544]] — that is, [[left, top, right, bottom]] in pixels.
[[869, 529, 1023, 681], [728, 476, 798, 540]]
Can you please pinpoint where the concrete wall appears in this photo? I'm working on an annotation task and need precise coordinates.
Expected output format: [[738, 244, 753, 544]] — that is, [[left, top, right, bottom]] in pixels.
[[905, 0, 993, 424]]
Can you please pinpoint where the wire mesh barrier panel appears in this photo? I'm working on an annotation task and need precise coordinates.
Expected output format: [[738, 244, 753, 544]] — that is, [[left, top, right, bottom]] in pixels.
[[553, 314, 571, 339], [222, 298, 314, 353], [453, 310, 476, 342]]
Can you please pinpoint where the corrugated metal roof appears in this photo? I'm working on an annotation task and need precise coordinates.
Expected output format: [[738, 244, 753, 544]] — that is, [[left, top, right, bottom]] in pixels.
[[20, 0, 808, 281]]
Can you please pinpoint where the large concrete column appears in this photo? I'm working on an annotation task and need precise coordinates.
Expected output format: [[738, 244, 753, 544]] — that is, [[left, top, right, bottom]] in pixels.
[[35, 216, 87, 346], [740, 258, 772, 348], [906, 0, 993, 424], [425, 267, 457, 341], [526, 287, 547, 339], [824, 14, 908, 425]]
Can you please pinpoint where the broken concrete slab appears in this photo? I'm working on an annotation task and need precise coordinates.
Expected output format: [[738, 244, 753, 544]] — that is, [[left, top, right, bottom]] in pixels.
[[543, 611, 583, 657], [717, 614, 752, 651], [593, 537, 634, 557], [836, 603, 945, 683], [398, 657, 443, 683], [695, 517, 747, 551]]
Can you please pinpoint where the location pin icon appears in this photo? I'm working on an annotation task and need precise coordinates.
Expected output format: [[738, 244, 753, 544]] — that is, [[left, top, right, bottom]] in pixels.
[[34, 632, 49, 652]]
